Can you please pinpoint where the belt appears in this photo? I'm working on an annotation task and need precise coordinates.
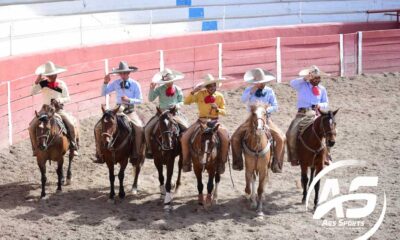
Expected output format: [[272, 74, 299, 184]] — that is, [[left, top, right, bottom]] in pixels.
[[298, 105, 317, 113]]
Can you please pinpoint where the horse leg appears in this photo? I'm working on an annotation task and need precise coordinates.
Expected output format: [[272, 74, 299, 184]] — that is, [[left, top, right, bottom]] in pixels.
[[313, 165, 323, 210], [154, 159, 165, 197], [309, 167, 315, 189], [66, 153, 73, 185], [213, 172, 220, 204], [107, 163, 115, 200], [131, 159, 141, 195], [194, 166, 204, 206], [164, 157, 175, 210], [256, 165, 268, 216], [175, 153, 183, 195], [56, 158, 64, 192], [38, 160, 47, 199], [206, 170, 215, 207], [244, 169, 252, 200], [301, 165, 309, 204], [118, 159, 128, 199]]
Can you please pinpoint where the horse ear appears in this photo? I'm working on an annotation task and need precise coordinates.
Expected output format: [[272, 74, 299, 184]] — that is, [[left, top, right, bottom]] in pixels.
[[213, 123, 220, 132], [113, 105, 120, 115], [101, 104, 106, 114], [333, 108, 339, 116], [35, 110, 39, 118], [170, 105, 177, 115], [156, 106, 162, 115], [250, 104, 256, 112]]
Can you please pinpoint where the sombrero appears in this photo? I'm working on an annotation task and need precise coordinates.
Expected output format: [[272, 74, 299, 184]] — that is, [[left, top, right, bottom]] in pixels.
[[195, 74, 225, 88], [298, 65, 329, 77], [35, 61, 67, 76], [152, 68, 184, 84], [110, 61, 138, 74], [244, 68, 276, 84]]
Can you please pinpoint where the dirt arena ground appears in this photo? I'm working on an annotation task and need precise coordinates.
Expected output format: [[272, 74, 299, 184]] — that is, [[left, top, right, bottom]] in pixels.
[[0, 73, 399, 240]]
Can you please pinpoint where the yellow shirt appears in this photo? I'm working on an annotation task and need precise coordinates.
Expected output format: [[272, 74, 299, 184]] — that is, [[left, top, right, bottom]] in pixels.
[[184, 89, 226, 118]]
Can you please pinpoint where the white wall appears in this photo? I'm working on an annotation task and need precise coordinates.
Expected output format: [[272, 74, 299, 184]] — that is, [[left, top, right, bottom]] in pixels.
[[0, 0, 399, 57]]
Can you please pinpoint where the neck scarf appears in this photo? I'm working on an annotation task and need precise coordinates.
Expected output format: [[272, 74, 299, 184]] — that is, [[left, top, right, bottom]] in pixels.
[[165, 86, 175, 97], [204, 95, 216, 104], [255, 88, 266, 97], [312, 86, 320, 96]]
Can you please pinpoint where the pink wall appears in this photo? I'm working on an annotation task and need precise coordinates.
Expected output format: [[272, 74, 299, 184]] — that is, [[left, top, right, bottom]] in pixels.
[[0, 21, 399, 148]]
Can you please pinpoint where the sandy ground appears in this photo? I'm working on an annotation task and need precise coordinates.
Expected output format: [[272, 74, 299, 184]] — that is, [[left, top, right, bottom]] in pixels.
[[0, 73, 399, 240]]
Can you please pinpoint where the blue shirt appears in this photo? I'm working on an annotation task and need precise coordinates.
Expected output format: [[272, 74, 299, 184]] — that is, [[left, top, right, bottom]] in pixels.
[[101, 78, 143, 105], [290, 78, 328, 110], [241, 86, 278, 114]]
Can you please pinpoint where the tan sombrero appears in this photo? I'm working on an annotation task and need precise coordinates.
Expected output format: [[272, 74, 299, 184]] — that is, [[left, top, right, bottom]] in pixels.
[[195, 74, 225, 88], [298, 65, 329, 77], [152, 68, 184, 84], [35, 61, 67, 76], [110, 61, 138, 74], [244, 68, 276, 84]]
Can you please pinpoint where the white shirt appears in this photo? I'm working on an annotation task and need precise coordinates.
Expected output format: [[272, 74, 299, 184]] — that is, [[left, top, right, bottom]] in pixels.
[[31, 79, 71, 105]]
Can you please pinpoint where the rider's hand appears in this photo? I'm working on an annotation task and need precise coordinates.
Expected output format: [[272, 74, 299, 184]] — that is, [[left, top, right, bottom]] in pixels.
[[35, 74, 44, 84], [210, 103, 218, 109], [150, 82, 157, 90], [121, 96, 130, 103], [191, 85, 202, 95], [50, 98, 59, 105], [104, 74, 111, 84]]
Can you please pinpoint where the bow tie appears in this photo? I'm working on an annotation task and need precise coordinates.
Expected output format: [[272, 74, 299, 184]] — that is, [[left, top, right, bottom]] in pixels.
[[255, 88, 266, 97], [312, 86, 320, 96], [204, 95, 216, 104], [165, 86, 175, 97]]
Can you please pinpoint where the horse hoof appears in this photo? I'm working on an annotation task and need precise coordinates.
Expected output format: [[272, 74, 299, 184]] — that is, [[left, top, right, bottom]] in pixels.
[[40, 195, 48, 200], [256, 211, 264, 217], [119, 193, 126, 199], [244, 193, 251, 200], [250, 202, 257, 210], [131, 188, 138, 195], [107, 198, 115, 204], [65, 179, 72, 186], [56, 189, 62, 194], [164, 204, 172, 211], [301, 199, 306, 205]]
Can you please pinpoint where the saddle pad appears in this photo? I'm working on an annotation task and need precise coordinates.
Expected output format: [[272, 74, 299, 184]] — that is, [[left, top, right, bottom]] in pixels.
[[298, 114, 316, 135]]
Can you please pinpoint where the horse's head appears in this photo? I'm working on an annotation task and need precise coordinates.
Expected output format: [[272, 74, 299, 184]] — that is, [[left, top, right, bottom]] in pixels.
[[156, 106, 179, 151], [35, 105, 55, 151], [100, 105, 119, 149], [319, 109, 339, 147], [199, 120, 220, 164], [249, 103, 269, 135]]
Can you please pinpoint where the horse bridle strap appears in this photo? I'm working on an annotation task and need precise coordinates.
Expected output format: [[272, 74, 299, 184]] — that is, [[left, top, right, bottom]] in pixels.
[[36, 118, 63, 148], [298, 116, 327, 155]]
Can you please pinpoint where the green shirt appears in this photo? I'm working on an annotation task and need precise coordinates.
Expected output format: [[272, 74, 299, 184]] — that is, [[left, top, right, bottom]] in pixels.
[[148, 84, 184, 110]]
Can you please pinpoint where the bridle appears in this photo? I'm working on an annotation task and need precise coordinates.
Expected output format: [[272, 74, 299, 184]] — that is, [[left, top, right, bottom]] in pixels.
[[36, 114, 62, 150], [156, 113, 180, 151]]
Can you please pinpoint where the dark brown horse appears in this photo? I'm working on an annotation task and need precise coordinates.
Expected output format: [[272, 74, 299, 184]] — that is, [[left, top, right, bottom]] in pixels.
[[241, 104, 272, 216], [31, 104, 76, 198], [297, 109, 338, 209], [150, 106, 183, 210], [190, 120, 221, 209], [98, 105, 143, 201]]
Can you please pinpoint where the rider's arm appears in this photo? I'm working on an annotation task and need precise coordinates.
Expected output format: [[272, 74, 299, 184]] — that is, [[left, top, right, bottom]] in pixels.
[[58, 81, 71, 104], [148, 85, 160, 102], [184, 91, 198, 105], [129, 81, 143, 105], [216, 95, 226, 116], [101, 81, 116, 96], [267, 90, 278, 114], [318, 88, 329, 110], [240, 86, 252, 103], [290, 78, 306, 91]]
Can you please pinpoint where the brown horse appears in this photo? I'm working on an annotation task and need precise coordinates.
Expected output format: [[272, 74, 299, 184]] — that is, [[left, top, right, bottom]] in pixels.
[[241, 104, 272, 216], [98, 105, 143, 201], [31, 104, 76, 198], [150, 106, 183, 210], [297, 109, 339, 209], [190, 120, 222, 208]]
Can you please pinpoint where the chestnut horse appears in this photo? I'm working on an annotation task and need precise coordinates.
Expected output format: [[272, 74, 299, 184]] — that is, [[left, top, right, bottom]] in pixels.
[[150, 106, 183, 210], [98, 105, 143, 201], [190, 120, 222, 208], [241, 104, 272, 216], [31, 104, 76, 198], [297, 109, 338, 209]]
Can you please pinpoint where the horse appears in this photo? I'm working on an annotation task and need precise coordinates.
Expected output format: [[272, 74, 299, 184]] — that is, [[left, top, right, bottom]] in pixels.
[[98, 105, 143, 201], [31, 104, 76, 198], [150, 106, 183, 210], [241, 104, 272, 216], [190, 120, 222, 208], [297, 109, 339, 210]]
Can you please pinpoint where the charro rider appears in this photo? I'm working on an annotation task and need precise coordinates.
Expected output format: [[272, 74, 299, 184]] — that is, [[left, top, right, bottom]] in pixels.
[[286, 65, 329, 166], [93, 61, 144, 164], [231, 68, 286, 172], [144, 68, 189, 158], [180, 74, 230, 173], [29, 61, 79, 156]]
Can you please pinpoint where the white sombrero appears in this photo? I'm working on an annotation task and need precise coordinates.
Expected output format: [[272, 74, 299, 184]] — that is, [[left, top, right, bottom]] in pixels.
[[152, 68, 184, 84], [35, 61, 67, 76], [195, 74, 225, 88], [110, 61, 138, 74], [298, 65, 329, 77], [244, 68, 276, 84]]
